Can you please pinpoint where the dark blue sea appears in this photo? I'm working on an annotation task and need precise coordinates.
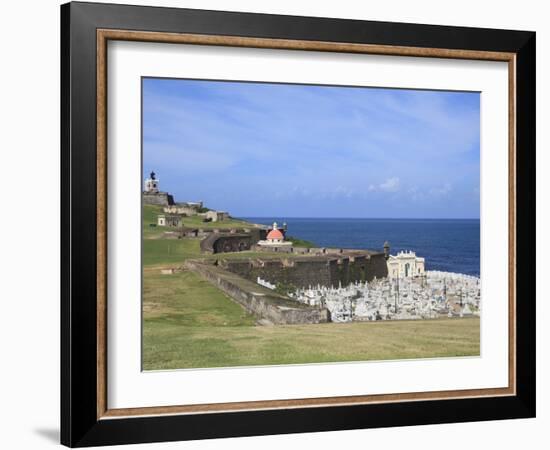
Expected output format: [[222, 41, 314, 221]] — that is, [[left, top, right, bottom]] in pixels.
[[242, 218, 480, 277]]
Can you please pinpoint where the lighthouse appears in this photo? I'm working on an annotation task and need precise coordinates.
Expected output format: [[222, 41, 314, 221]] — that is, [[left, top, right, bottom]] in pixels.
[[144, 171, 159, 193]]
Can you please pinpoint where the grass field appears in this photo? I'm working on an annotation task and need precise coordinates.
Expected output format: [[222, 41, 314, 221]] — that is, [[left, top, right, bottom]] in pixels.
[[141, 207, 480, 370], [142, 239, 201, 266], [143, 270, 480, 369], [142, 269, 480, 370]]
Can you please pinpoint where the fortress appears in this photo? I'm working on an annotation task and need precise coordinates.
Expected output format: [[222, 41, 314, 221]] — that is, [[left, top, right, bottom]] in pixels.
[[217, 249, 388, 289], [144, 172, 429, 325], [142, 171, 175, 206]]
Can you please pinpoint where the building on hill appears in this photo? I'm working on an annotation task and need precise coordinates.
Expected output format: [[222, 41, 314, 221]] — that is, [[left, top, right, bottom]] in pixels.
[[144, 171, 159, 193], [157, 214, 183, 227], [387, 250, 425, 279], [204, 210, 229, 222], [143, 170, 174, 206], [164, 203, 203, 216], [256, 222, 292, 248]]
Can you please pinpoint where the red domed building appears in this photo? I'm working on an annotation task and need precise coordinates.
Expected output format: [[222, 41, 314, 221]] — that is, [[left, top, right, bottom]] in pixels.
[[266, 227, 284, 242], [257, 222, 293, 248]]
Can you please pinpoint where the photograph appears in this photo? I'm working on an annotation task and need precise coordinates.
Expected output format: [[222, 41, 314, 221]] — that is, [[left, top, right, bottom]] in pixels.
[[141, 77, 481, 370]]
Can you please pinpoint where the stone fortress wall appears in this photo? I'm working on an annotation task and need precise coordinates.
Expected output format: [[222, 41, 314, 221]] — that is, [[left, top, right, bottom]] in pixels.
[[200, 229, 267, 253], [163, 204, 199, 216], [200, 233, 254, 253], [217, 249, 388, 289], [184, 259, 330, 325], [142, 192, 174, 206]]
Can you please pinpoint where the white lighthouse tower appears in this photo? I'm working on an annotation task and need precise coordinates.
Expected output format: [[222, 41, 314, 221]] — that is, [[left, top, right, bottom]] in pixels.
[[144, 171, 159, 193]]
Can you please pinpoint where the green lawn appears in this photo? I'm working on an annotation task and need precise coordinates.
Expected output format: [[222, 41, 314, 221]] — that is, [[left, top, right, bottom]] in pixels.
[[141, 205, 480, 370], [142, 269, 480, 370], [142, 239, 202, 266], [285, 235, 316, 248], [176, 214, 257, 230]]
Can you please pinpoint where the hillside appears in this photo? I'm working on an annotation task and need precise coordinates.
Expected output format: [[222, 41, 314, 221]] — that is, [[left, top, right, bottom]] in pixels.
[[143, 204, 259, 239]]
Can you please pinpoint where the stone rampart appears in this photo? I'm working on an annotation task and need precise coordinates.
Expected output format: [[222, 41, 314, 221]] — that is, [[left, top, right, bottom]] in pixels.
[[184, 260, 329, 324], [163, 204, 198, 216], [143, 192, 174, 206], [218, 251, 388, 288], [200, 233, 253, 253], [200, 229, 267, 254]]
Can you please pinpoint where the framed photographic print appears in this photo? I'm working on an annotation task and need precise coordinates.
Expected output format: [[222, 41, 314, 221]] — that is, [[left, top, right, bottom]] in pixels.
[[61, 1, 536, 447]]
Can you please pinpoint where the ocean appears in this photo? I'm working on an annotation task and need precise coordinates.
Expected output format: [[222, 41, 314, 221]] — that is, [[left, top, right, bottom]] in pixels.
[[242, 218, 480, 277]]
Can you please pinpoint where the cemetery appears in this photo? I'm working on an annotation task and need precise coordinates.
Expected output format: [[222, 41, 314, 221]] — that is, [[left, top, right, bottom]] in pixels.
[[288, 271, 480, 322]]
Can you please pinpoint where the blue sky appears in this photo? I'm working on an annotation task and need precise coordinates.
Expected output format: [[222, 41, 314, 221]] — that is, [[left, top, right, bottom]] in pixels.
[[143, 78, 480, 219]]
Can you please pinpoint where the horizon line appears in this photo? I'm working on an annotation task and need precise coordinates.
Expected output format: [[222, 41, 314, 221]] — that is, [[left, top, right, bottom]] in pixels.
[[237, 216, 480, 220]]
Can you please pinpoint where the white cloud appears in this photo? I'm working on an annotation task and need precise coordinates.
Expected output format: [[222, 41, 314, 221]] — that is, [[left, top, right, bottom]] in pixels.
[[379, 177, 400, 192], [408, 186, 424, 201], [429, 182, 452, 196], [367, 177, 400, 193], [332, 185, 355, 198]]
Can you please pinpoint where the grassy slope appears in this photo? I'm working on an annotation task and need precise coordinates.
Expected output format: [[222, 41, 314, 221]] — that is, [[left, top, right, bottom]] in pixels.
[[285, 235, 316, 248], [142, 204, 480, 370], [143, 239, 201, 266], [143, 204, 256, 239], [143, 268, 480, 369], [144, 318, 480, 370]]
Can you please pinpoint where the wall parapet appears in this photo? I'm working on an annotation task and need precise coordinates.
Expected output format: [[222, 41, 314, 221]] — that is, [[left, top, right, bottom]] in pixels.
[[184, 260, 329, 325], [215, 251, 388, 289], [142, 191, 175, 206]]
